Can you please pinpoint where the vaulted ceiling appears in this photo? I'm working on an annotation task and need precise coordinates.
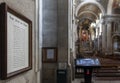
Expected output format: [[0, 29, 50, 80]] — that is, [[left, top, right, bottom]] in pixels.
[[77, 3, 102, 29]]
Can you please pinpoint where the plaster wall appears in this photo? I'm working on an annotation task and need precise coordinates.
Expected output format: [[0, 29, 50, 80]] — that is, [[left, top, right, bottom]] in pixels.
[[0, 0, 39, 83]]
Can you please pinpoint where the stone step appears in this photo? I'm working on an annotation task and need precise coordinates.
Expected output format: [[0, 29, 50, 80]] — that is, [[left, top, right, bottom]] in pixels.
[[95, 72, 120, 77]]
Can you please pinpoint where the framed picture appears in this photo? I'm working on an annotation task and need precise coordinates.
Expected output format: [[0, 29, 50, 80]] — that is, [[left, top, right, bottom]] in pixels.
[[0, 3, 32, 79], [42, 47, 57, 63]]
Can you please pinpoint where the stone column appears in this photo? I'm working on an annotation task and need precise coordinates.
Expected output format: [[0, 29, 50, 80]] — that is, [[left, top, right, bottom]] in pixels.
[[98, 27, 100, 51], [89, 32, 92, 50], [106, 21, 112, 55], [102, 22, 107, 54]]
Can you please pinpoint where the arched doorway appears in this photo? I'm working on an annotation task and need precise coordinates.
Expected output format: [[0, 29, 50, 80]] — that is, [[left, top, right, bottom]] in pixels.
[[74, 0, 105, 58], [112, 35, 120, 56], [73, 0, 120, 81]]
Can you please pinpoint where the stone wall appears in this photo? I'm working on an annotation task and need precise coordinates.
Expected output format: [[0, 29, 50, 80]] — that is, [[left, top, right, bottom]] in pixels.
[[42, 0, 69, 83], [0, 0, 38, 83], [57, 0, 68, 62], [42, 0, 58, 83], [42, 0, 58, 47]]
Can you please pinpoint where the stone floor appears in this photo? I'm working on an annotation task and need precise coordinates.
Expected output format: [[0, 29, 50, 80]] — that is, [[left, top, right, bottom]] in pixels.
[[72, 78, 120, 83]]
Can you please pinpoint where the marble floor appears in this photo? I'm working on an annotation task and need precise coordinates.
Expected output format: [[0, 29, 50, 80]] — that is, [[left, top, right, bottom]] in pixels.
[[72, 78, 120, 83]]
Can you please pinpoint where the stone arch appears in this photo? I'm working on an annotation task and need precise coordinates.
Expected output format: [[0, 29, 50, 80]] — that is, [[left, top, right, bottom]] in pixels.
[[74, 0, 105, 57], [112, 34, 120, 39], [78, 17, 95, 25], [78, 11, 99, 20], [75, 0, 105, 17]]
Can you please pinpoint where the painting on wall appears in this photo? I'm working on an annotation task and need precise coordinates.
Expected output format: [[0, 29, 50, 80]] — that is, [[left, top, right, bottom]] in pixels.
[[42, 47, 57, 63]]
